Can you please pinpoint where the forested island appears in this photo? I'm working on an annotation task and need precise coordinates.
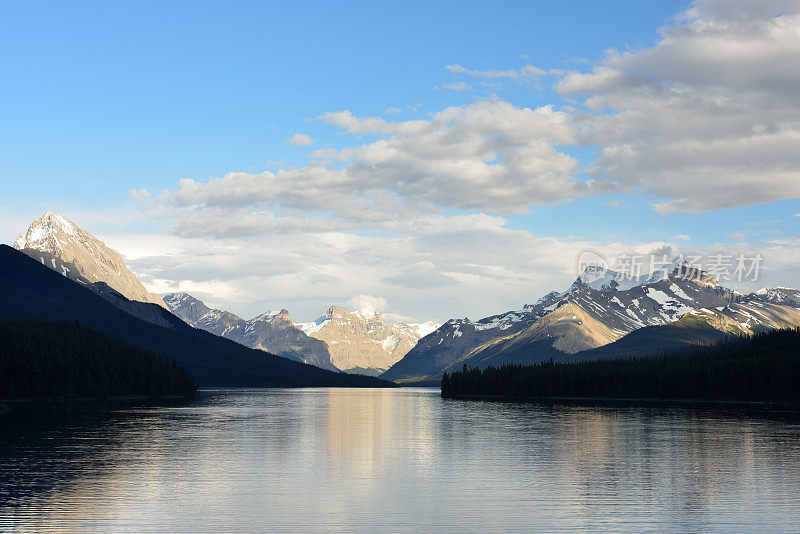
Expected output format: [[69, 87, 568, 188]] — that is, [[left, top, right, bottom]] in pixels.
[[441, 328, 800, 403], [0, 319, 197, 400]]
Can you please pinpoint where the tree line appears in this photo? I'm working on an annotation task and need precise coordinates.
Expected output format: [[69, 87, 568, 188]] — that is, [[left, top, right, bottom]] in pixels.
[[441, 328, 800, 402], [0, 319, 197, 399]]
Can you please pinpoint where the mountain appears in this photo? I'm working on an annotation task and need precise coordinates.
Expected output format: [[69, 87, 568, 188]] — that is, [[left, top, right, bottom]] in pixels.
[[384, 258, 800, 383], [14, 246, 184, 330], [297, 306, 440, 376], [0, 245, 393, 388], [14, 211, 166, 308], [380, 287, 582, 382], [573, 300, 800, 363], [163, 293, 338, 372]]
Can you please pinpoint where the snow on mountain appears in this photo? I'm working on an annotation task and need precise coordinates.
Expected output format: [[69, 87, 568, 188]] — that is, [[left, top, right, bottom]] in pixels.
[[753, 287, 800, 308], [411, 321, 440, 338], [572, 265, 646, 292], [14, 211, 166, 308], [296, 316, 329, 336], [163, 293, 337, 372], [297, 305, 441, 375], [250, 310, 283, 322], [383, 257, 800, 383]]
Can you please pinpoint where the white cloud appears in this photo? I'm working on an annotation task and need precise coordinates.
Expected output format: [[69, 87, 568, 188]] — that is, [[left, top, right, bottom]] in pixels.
[[346, 294, 388, 316], [446, 63, 546, 79], [119, 0, 800, 323], [384, 107, 402, 115], [28, 202, 796, 326], [145, 100, 599, 238], [559, 0, 800, 213], [113, 221, 691, 323], [286, 133, 313, 146], [439, 81, 473, 92]]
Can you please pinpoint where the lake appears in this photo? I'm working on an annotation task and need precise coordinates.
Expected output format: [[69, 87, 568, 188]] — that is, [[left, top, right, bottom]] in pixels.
[[2, 387, 800, 532]]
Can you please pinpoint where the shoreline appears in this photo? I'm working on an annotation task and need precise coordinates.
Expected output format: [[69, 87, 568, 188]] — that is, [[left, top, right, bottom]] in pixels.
[[442, 394, 800, 410], [0, 394, 193, 415]]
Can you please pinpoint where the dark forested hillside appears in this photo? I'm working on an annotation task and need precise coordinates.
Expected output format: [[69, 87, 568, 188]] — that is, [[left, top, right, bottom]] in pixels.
[[0, 245, 394, 388], [573, 315, 733, 361], [0, 319, 196, 399], [442, 329, 800, 402]]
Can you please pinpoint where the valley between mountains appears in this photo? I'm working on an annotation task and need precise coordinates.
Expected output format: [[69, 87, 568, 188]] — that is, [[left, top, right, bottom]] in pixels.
[[10, 211, 800, 386]]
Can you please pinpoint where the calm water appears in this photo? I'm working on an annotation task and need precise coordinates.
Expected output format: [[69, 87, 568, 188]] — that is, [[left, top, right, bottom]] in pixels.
[[2, 388, 800, 533]]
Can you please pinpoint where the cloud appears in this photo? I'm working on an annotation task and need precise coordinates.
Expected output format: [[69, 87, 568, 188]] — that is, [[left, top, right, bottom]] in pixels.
[[114, 215, 707, 323], [146, 100, 599, 239], [558, 1, 800, 213], [446, 64, 546, 79], [91, 201, 800, 325], [160, 1, 800, 233], [384, 107, 402, 115], [726, 230, 758, 242], [129, 188, 152, 202], [438, 81, 473, 92], [346, 294, 388, 316], [122, 0, 800, 323], [286, 133, 313, 146]]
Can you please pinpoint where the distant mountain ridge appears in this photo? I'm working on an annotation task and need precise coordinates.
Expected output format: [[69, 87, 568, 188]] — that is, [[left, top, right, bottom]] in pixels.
[[383, 259, 800, 383], [11, 212, 437, 375], [163, 293, 338, 372], [0, 244, 392, 388], [164, 295, 440, 376], [297, 306, 440, 375]]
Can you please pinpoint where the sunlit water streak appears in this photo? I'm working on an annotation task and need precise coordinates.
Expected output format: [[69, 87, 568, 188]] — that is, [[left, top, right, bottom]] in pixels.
[[2, 388, 800, 533]]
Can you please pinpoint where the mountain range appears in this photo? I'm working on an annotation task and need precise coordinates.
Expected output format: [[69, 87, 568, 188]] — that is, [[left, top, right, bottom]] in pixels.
[[382, 260, 800, 383], [11, 211, 438, 377], [0, 244, 390, 387], [9, 211, 800, 388], [163, 295, 439, 376], [297, 307, 439, 375], [163, 293, 338, 372]]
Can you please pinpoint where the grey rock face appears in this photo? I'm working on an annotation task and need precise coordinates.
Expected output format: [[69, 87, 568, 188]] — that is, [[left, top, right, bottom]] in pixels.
[[15, 242, 180, 329], [163, 293, 338, 372], [14, 211, 166, 308]]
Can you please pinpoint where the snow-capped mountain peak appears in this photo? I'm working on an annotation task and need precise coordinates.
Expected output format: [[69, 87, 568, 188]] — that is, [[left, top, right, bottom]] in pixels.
[[14, 211, 166, 308], [163, 293, 337, 372], [295, 305, 441, 374], [572, 265, 645, 292], [250, 309, 285, 322], [15, 211, 83, 253], [411, 320, 440, 338]]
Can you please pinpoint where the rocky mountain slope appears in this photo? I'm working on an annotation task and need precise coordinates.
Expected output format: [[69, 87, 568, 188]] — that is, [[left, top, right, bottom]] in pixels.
[[298, 306, 439, 375], [383, 259, 800, 383], [163, 293, 338, 372], [0, 245, 392, 388], [15, 235, 181, 330], [14, 211, 166, 308]]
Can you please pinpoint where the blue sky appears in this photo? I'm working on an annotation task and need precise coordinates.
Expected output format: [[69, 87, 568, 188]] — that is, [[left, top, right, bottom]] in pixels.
[[1, 1, 680, 209], [2, 0, 799, 322]]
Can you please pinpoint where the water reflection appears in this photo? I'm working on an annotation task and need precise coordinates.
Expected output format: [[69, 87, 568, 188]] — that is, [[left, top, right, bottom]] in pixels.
[[1, 390, 800, 532]]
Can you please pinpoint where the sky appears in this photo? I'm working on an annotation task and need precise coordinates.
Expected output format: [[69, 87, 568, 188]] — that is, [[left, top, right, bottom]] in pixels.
[[2, 0, 800, 323]]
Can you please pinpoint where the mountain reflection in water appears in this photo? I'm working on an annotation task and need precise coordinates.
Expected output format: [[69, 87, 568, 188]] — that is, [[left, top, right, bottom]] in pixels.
[[2, 388, 800, 533]]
